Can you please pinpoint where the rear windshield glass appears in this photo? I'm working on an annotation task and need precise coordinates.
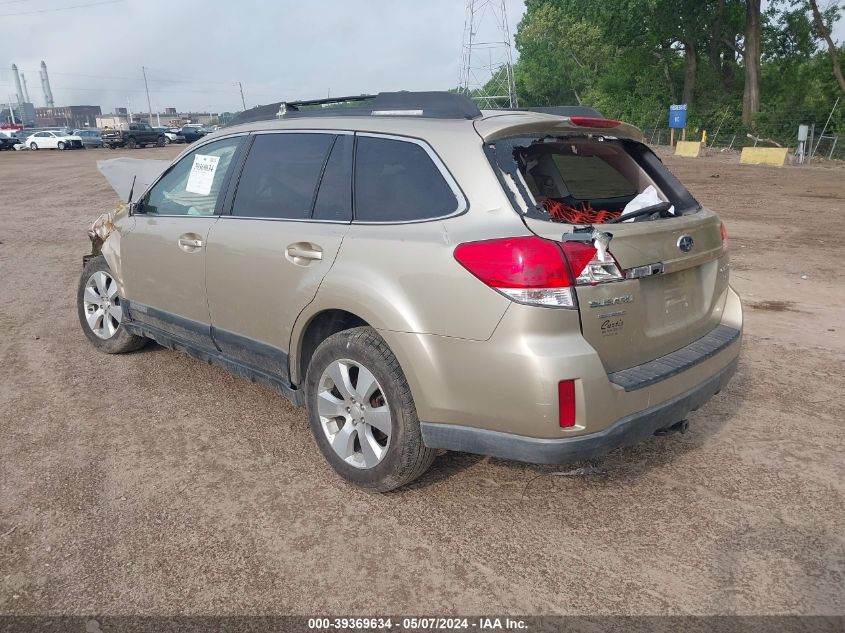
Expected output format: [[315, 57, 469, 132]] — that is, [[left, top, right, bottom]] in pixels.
[[490, 136, 698, 224]]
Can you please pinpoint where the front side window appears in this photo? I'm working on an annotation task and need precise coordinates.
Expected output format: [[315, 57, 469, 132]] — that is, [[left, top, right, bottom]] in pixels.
[[232, 133, 335, 220], [354, 136, 459, 222], [142, 136, 242, 216]]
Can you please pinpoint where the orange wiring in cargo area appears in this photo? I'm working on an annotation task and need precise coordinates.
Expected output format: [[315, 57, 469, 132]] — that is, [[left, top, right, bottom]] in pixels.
[[543, 199, 620, 224]]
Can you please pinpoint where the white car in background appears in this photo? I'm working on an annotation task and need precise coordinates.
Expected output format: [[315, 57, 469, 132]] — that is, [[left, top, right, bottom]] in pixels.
[[25, 130, 84, 150]]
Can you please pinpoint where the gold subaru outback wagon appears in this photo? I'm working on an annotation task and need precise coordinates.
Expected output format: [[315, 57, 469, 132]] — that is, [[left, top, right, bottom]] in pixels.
[[79, 92, 742, 491]]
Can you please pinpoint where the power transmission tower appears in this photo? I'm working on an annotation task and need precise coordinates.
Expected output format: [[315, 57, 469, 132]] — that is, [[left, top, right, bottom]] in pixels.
[[238, 82, 247, 111], [142, 66, 153, 124], [459, 0, 518, 108]]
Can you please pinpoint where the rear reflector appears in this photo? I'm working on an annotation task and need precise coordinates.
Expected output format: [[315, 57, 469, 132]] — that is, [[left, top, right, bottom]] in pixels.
[[569, 116, 621, 129], [559, 380, 576, 427]]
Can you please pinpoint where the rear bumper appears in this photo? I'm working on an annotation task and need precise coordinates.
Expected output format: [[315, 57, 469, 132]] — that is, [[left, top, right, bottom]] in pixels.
[[420, 357, 737, 464]]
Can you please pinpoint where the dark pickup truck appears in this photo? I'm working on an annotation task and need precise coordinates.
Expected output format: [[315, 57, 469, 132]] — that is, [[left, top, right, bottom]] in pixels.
[[101, 123, 166, 149]]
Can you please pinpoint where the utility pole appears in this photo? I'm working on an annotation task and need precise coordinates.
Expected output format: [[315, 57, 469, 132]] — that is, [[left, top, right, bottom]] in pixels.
[[142, 66, 153, 125], [238, 82, 246, 111]]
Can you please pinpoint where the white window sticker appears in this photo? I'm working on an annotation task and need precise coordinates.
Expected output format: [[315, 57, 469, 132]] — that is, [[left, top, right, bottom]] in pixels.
[[185, 154, 220, 195]]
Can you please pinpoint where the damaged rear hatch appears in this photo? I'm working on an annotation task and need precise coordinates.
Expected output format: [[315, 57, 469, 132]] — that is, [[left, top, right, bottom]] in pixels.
[[478, 113, 731, 374]]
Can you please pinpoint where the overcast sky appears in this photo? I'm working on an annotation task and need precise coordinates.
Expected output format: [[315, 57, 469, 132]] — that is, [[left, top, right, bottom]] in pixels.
[[1, 0, 842, 115], [0, 0, 526, 113]]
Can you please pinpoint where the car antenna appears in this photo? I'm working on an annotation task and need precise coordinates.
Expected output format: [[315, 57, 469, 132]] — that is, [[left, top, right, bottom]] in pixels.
[[127, 175, 137, 205]]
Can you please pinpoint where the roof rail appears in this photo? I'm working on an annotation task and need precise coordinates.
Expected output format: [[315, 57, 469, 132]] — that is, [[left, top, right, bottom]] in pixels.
[[225, 91, 482, 127]]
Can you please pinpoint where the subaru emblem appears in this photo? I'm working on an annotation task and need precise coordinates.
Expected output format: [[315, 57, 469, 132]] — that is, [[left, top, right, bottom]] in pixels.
[[677, 235, 694, 252]]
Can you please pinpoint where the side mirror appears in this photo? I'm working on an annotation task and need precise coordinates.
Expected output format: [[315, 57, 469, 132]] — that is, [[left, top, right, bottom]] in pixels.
[[129, 200, 145, 215]]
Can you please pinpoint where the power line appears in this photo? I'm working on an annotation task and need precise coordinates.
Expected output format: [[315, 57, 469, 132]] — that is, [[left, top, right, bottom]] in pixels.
[[0, 0, 123, 17]]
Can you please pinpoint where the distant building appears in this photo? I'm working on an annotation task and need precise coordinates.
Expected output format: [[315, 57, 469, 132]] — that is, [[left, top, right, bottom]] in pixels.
[[1, 102, 36, 127], [36, 105, 102, 129], [96, 114, 128, 129]]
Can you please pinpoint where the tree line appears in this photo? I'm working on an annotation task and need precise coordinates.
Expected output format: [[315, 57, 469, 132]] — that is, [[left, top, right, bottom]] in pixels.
[[499, 0, 844, 149]]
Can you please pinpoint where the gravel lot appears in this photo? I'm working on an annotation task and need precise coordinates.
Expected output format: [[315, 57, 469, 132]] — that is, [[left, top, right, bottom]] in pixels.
[[0, 145, 843, 617]]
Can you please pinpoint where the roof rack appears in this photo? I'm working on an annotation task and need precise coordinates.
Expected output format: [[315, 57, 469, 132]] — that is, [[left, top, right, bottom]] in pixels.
[[225, 91, 482, 127]]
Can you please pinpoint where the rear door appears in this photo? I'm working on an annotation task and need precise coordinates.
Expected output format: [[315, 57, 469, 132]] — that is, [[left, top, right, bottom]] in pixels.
[[204, 131, 353, 380]]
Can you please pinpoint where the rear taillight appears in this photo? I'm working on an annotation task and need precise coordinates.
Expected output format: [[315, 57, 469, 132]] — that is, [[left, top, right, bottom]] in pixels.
[[720, 222, 728, 248], [569, 116, 621, 129], [561, 241, 625, 285], [453, 236, 575, 307], [559, 380, 576, 427], [454, 236, 624, 308]]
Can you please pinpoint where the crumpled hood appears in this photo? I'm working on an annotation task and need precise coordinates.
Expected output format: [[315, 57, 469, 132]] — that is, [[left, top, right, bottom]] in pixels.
[[97, 157, 171, 202]]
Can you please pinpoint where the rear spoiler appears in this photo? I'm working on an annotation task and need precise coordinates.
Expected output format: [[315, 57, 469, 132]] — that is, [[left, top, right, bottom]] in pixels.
[[480, 117, 644, 143]]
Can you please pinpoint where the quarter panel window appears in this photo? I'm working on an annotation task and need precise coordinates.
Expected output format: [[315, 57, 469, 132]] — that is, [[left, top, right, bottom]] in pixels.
[[232, 133, 335, 220], [142, 136, 241, 216], [354, 136, 458, 222]]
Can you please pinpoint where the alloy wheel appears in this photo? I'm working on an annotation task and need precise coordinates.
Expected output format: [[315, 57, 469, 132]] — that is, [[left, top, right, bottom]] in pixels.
[[82, 270, 123, 339], [317, 359, 392, 469]]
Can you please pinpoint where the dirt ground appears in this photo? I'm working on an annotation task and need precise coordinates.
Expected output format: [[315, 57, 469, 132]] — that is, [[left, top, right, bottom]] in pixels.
[[0, 144, 843, 618]]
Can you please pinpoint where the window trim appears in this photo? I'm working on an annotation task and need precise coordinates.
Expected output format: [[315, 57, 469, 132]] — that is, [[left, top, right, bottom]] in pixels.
[[220, 129, 353, 224], [131, 132, 248, 218], [351, 132, 468, 225]]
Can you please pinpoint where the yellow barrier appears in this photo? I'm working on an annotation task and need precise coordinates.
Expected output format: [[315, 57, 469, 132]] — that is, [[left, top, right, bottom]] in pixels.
[[674, 141, 702, 158], [740, 147, 789, 167]]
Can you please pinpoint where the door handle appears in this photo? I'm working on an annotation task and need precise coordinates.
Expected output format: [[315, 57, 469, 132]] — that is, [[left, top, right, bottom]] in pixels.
[[286, 244, 323, 261], [178, 234, 204, 251]]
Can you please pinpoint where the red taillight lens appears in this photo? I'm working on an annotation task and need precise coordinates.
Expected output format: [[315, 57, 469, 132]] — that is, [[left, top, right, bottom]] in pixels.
[[720, 222, 728, 244], [454, 236, 576, 308], [569, 116, 621, 129], [454, 236, 570, 288], [559, 380, 576, 427]]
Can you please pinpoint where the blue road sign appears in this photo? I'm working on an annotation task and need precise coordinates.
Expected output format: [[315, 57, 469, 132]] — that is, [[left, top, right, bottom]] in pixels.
[[669, 104, 687, 129]]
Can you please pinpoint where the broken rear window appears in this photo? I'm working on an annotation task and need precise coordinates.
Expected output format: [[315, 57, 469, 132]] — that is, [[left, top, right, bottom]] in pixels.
[[489, 136, 699, 224]]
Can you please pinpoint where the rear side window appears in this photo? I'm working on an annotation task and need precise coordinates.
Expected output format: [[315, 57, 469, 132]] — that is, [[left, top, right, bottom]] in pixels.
[[313, 134, 353, 222], [232, 133, 334, 220], [354, 136, 458, 222]]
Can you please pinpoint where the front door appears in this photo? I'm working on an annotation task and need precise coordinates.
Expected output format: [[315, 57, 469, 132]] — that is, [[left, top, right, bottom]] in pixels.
[[205, 131, 353, 380], [121, 135, 244, 350]]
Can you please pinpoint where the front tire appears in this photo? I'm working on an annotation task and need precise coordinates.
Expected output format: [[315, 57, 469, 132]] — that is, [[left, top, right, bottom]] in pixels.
[[57, 141, 66, 150], [305, 327, 436, 492], [157, 136, 166, 147], [77, 256, 146, 354], [126, 137, 137, 149]]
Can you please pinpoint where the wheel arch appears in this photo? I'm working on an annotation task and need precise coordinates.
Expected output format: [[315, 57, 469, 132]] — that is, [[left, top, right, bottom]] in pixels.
[[292, 309, 369, 386]]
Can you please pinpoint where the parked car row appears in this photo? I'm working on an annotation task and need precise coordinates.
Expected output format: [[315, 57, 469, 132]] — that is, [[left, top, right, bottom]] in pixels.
[[0, 124, 214, 152]]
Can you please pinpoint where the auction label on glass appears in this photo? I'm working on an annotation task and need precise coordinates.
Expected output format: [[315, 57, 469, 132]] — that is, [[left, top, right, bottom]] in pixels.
[[186, 154, 219, 195]]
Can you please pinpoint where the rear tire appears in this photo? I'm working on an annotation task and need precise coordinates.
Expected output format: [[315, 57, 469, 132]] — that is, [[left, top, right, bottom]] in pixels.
[[305, 326, 436, 492], [77, 256, 146, 354], [30, 142, 38, 150]]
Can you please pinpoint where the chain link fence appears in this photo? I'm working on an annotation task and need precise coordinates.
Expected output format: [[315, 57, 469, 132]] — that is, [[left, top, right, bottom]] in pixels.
[[628, 102, 844, 163]]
